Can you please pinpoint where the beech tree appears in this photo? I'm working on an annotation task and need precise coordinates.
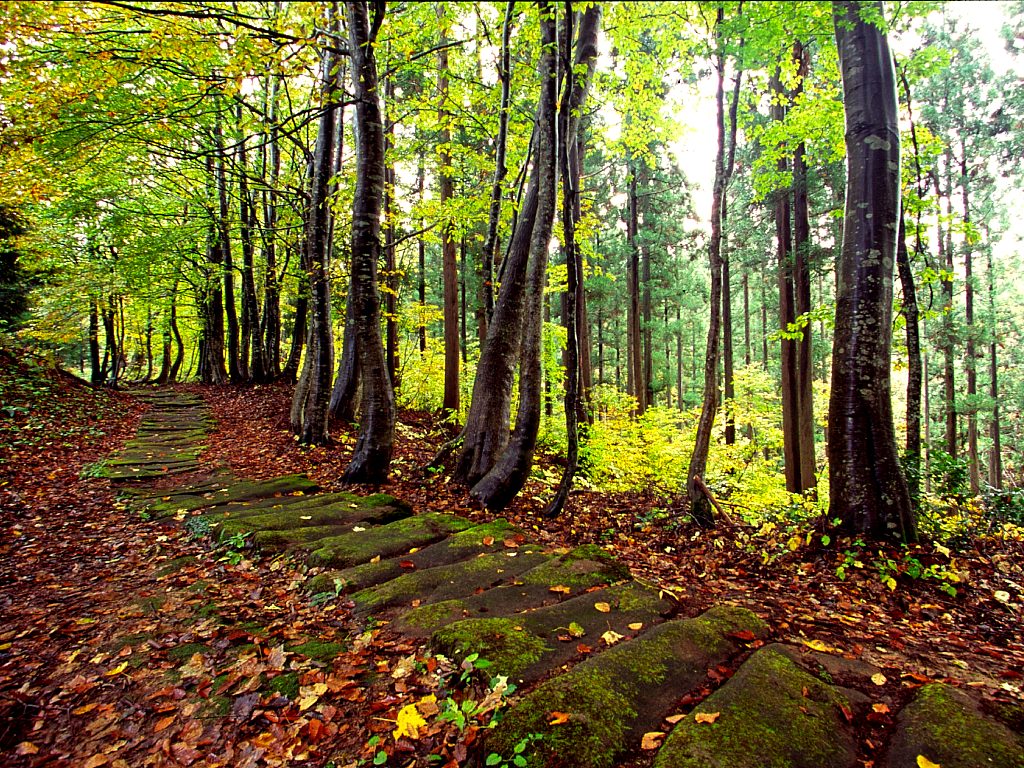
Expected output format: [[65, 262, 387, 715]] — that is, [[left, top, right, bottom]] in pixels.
[[828, 0, 916, 542]]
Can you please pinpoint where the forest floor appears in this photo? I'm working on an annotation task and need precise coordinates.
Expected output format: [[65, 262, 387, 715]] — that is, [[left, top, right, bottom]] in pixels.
[[2, 356, 1023, 767]]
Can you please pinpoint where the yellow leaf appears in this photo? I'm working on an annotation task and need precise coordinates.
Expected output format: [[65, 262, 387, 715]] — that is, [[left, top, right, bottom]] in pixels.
[[72, 702, 99, 715], [801, 639, 837, 654], [370, 555, 381, 563], [640, 732, 665, 750], [549, 585, 571, 594], [601, 630, 624, 646], [594, 602, 611, 613], [416, 694, 439, 717], [787, 535, 802, 551], [548, 711, 571, 725], [664, 713, 685, 724], [917, 756, 941, 768], [393, 703, 426, 740], [872, 703, 890, 714], [871, 673, 888, 686], [694, 711, 720, 724], [104, 662, 128, 677], [628, 622, 644, 631], [298, 694, 320, 712]]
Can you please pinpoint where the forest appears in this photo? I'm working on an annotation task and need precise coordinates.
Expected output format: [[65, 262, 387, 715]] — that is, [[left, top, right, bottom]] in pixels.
[[2, 1, 1024, 767]]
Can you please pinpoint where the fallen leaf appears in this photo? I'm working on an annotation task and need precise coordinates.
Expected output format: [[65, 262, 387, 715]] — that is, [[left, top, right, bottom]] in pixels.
[[801, 639, 837, 654], [400, 560, 415, 569], [72, 702, 99, 715], [370, 555, 381, 563], [872, 703, 890, 714], [104, 662, 128, 677], [83, 755, 110, 768], [917, 756, 941, 768], [601, 630, 623, 646], [393, 703, 426, 740], [871, 673, 888, 686], [15, 742, 39, 755], [549, 711, 571, 726], [416, 694, 439, 717], [664, 713, 685, 725], [594, 602, 611, 613], [568, 622, 585, 638], [628, 622, 644, 631], [576, 643, 592, 654], [549, 585, 571, 594], [694, 711, 720, 724], [482, 536, 495, 546], [640, 732, 665, 750], [154, 715, 176, 732], [994, 590, 1011, 604]]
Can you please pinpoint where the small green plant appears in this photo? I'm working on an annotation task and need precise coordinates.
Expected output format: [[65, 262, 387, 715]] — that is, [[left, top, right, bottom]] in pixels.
[[485, 733, 544, 768], [217, 531, 249, 565], [310, 577, 347, 607], [79, 459, 108, 478], [183, 515, 212, 540]]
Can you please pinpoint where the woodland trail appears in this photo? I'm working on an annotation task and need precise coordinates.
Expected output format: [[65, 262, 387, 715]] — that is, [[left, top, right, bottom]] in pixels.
[[2, 389, 1023, 767]]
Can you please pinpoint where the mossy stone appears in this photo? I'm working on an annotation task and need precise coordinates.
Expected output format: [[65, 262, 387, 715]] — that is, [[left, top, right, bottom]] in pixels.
[[882, 684, 1024, 768], [147, 475, 320, 517], [654, 644, 857, 768], [432, 618, 550, 681], [251, 525, 353, 551], [485, 606, 768, 768], [306, 513, 475, 569], [519, 546, 630, 589], [400, 599, 470, 632]]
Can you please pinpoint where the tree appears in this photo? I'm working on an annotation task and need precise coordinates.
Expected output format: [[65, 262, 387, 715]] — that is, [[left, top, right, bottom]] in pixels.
[[342, 0, 395, 483], [828, 0, 916, 542]]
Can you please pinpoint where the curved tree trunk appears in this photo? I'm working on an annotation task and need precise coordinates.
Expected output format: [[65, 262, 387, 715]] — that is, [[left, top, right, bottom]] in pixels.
[[896, 209, 922, 507], [342, 0, 395, 483], [828, 0, 916, 543]]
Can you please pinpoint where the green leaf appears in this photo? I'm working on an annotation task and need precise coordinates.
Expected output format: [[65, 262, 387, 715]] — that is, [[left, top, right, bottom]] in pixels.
[[486, 754, 503, 767]]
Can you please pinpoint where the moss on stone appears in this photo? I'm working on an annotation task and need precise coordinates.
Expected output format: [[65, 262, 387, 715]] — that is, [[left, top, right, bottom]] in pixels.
[[432, 618, 550, 681], [267, 671, 300, 700], [289, 640, 344, 662], [653, 645, 856, 768], [400, 599, 470, 632], [306, 513, 475, 569], [147, 475, 320, 516], [168, 642, 212, 662], [484, 606, 768, 768], [155, 555, 197, 576], [883, 684, 1024, 768], [519, 546, 630, 589], [251, 525, 351, 551]]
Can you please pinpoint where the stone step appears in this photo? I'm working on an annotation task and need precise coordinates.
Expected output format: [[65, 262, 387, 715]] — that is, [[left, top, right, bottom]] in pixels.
[[144, 475, 320, 517], [654, 644, 863, 768], [394, 544, 632, 638], [431, 580, 675, 687], [350, 548, 550, 617], [306, 513, 476, 569], [305, 520, 523, 596], [482, 605, 768, 768]]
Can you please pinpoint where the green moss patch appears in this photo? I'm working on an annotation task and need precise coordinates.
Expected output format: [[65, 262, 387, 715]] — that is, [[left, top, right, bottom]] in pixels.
[[168, 642, 213, 662], [267, 671, 300, 700], [519, 546, 631, 589], [485, 606, 768, 768], [350, 550, 548, 616], [655, 644, 857, 768], [433, 618, 550, 681], [399, 599, 470, 633], [882, 684, 1024, 768], [306, 513, 475, 569], [251, 525, 354, 552], [147, 475, 320, 517], [289, 640, 345, 662], [212, 495, 411, 538]]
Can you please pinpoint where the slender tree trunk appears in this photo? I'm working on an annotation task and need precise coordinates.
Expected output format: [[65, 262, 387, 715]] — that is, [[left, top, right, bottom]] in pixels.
[[896, 209, 922, 507], [343, 0, 395, 482], [480, 1, 517, 328], [686, 10, 728, 526], [987, 241, 1002, 488], [829, 0, 916, 542], [721, 59, 742, 446], [438, 8, 460, 416], [261, 69, 282, 378], [237, 103, 265, 383], [214, 108, 242, 383], [960, 149, 980, 493], [471, 1, 560, 510], [89, 297, 102, 385], [383, 75, 399, 388], [282, 286, 307, 383], [199, 167, 228, 385], [642, 238, 654, 409], [742, 270, 751, 366], [168, 282, 183, 382], [935, 163, 957, 460], [626, 161, 644, 413], [417, 158, 427, 354]]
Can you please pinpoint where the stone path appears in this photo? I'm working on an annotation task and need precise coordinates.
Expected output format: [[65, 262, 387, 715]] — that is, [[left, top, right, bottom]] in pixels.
[[108, 392, 1024, 768]]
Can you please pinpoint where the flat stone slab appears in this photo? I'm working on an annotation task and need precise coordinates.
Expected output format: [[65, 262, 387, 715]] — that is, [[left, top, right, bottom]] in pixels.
[[431, 581, 674, 686], [305, 520, 523, 596], [144, 475, 321, 517], [350, 548, 550, 617], [306, 513, 476, 569], [882, 683, 1024, 768], [211, 494, 412, 541], [396, 545, 632, 638], [654, 643, 859, 768], [484, 605, 769, 768]]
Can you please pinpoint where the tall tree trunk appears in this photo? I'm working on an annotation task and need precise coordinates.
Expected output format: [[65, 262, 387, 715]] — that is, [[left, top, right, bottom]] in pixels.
[[829, 0, 916, 543], [896, 209, 923, 507], [384, 75, 399, 388], [626, 160, 645, 414], [685, 9, 728, 526], [89, 297, 102, 385], [214, 108, 242, 383], [438, 7, 460, 416], [237, 103, 265, 383], [417, 158, 427, 354], [291, 16, 339, 445], [342, 0, 395, 482], [261, 68, 282, 378], [721, 60, 742, 446], [960, 147, 980, 493], [987, 241, 1002, 488], [199, 167, 228, 385], [470, 1, 560, 510], [935, 163, 957, 460], [480, 1, 517, 329], [168, 280, 184, 382], [792, 43, 816, 494], [282, 285, 307, 383], [742, 270, 751, 366]]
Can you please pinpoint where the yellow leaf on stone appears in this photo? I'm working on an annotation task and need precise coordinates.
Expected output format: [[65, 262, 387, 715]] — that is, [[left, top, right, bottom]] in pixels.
[[640, 732, 665, 750], [917, 756, 941, 768], [871, 673, 888, 686], [628, 622, 644, 631], [694, 711, 720, 724], [549, 585, 571, 594], [601, 630, 623, 646], [594, 602, 611, 613], [393, 703, 426, 740]]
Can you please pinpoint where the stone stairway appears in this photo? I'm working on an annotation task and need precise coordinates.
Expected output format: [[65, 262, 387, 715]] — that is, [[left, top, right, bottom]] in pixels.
[[109, 391, 1024, 768]]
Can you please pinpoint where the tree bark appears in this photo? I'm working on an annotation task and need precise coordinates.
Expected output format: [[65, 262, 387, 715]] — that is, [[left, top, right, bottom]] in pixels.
[[959, 147, 980, 494], [896, 209, 922, 507], [214, 107, 242, 383], [626, 160, 645, 413], [88, 297, 102, 385], [342, 0, 395, 483], [828, 0, 916, 543], [237, 103, 266, 383], [987, 240, 1002, 488], [438, 7, 460, 416]]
